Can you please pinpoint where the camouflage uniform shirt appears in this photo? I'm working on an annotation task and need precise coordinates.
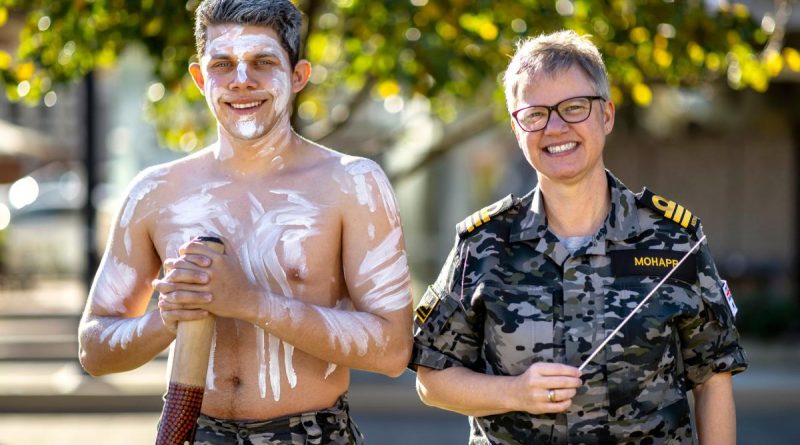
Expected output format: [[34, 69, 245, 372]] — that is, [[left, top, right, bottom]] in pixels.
[[410, 171, 748, 445]]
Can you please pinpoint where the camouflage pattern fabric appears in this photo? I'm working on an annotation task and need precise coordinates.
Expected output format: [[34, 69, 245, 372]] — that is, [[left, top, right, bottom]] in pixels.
[[192, 393, 365, 445], [410, 171, 748, 445]]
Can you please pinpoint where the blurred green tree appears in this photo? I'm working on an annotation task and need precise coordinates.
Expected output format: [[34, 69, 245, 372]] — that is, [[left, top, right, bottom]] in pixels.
[[0, 0, 796, 178]]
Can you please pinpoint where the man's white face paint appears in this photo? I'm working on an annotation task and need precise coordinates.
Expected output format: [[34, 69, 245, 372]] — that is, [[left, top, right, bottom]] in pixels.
[[200, 25, 294, 145], [236, 61, 248, 83]]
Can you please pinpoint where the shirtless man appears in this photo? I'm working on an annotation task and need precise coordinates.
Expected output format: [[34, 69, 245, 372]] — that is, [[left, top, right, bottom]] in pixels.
[[77, 0, 412, 442]]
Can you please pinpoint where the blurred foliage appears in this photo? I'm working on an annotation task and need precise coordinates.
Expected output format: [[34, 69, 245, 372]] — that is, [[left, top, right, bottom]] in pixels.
[[736, 291, 800, 339], [0, 0, 797, 152]]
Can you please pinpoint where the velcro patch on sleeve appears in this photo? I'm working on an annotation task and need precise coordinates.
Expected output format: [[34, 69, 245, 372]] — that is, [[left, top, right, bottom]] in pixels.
[[610, 249, 698, 283], [721, 280, 738, 317]]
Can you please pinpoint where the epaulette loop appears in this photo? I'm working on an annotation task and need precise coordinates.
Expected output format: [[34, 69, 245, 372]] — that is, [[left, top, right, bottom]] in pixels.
[[637, 188, 700, 233], [456, 194, 517, 239]]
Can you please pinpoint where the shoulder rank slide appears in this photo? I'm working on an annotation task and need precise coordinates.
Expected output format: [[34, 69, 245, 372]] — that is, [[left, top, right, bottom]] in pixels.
[[415, 287, 440, 324], [456, 194, 516, 238], [638, 188, 699, 233]]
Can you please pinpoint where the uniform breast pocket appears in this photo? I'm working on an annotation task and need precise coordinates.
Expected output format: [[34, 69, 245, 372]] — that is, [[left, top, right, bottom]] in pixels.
[[605, 279, 688, 414], [479, 284, 554, 376]]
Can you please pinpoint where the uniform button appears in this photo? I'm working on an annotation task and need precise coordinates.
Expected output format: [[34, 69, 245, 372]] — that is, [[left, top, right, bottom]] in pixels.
[[238, 429, 249, 439]]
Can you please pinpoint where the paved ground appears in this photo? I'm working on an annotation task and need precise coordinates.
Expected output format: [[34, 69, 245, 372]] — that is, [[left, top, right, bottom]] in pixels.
[[0, 402, 796, 444], [1, 279, 798, 444]]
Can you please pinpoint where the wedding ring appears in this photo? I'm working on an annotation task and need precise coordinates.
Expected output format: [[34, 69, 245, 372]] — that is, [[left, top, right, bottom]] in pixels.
[[547, 389, 556, 403]]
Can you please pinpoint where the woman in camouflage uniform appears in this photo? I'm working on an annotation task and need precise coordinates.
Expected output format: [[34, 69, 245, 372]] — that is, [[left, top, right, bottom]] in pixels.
[[410, 31, 747, 445]]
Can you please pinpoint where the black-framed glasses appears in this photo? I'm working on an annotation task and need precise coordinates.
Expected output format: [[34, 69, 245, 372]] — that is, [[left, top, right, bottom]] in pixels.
[[511, 95, 605, 132]]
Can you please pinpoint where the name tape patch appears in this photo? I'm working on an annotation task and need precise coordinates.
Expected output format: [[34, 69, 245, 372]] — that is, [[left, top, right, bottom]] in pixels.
[[610, 249, 698, 283]]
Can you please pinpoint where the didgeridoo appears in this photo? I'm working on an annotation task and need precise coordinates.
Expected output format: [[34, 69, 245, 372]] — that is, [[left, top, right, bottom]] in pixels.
[[155, 236, 224, 445]]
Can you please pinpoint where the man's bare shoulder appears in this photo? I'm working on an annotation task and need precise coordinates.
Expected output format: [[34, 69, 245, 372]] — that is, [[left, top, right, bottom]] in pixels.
[[295, 141, 389, 196], [118, 147, 219, 228], [304, 146, 399, 222], [126, 147, 215, 194]]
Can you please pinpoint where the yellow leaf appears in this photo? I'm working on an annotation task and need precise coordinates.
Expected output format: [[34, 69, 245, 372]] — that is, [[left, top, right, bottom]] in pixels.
[[726, 30, 740, 46], [0, 51, 11, 70], [478, 22, 498, 41], [653, 48, 672, 68], [96, 47, 116, 68], [732, 3, 750, 19], [436, 22, 457, 41], [632, 83, 652, 106], [629, 27, 649, 44], [764, 51, 783, 76], [15, 62, 35, 81], [377, 80, 400, 98], [610, 85, 623, 105], [706, 53, 722, 72], [783, 48, 800, 72], [307, 34, 327, 62], [0, 8, 7, 27], [687, 42, 705, 65], [144, 17, 163, 37]]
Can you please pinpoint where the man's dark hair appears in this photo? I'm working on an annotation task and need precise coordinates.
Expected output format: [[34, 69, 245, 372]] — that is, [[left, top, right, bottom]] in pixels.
[[194, 0, 303, 67]]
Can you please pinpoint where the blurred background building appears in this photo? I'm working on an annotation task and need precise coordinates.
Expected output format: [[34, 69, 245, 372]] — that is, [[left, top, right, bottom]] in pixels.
[[0, 0, 798, 444]]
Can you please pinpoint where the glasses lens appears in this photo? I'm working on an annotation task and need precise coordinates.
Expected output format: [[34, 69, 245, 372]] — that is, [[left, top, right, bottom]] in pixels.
[[516, 106, 549, 132], [556, 97, 592, 123]]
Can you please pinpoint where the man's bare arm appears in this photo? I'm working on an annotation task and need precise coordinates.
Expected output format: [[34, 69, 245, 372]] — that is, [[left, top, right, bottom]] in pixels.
[[78, 168, 178, 375]]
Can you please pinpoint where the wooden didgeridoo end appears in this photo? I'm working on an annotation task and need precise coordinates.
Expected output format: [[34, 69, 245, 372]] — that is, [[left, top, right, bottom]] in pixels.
[[155, 236, 224, 445]]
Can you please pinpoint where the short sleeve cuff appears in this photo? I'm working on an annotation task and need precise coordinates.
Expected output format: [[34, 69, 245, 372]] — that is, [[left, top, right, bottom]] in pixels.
[[408, 343, 465, 372], [686, 345, 749, 387]]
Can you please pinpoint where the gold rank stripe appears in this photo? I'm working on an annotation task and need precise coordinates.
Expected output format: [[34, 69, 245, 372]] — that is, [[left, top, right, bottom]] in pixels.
[[466, 209, 492, 233], [457, 194, 517, 239], [650, 194, 697, 229]]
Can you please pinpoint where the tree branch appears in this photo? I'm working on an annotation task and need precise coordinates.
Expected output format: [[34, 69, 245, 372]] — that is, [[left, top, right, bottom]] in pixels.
[[301, 76, 376, 142], [762, 0, 792, 56], [389, 107, 499, 183]]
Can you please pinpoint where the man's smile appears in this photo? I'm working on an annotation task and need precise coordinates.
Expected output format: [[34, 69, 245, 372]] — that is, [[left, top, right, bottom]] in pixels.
[[225, 99, 267, 114]]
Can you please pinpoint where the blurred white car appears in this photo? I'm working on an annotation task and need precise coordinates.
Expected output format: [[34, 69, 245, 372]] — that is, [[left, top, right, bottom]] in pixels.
[[0, 161, 86, 278]]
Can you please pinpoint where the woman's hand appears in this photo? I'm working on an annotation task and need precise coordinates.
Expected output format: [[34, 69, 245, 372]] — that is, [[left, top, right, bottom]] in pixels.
[[509, 362, 583, 414]]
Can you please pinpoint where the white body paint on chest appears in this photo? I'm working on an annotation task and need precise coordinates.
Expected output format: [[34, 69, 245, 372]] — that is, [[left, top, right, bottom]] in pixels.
[[240, 190, 321, 400], [240, 190, 320, 296], [163, 182, 235, 258]]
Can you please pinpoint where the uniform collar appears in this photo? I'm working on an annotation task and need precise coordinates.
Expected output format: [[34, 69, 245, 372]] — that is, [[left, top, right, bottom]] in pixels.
[[509, 170, 641, 260]]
